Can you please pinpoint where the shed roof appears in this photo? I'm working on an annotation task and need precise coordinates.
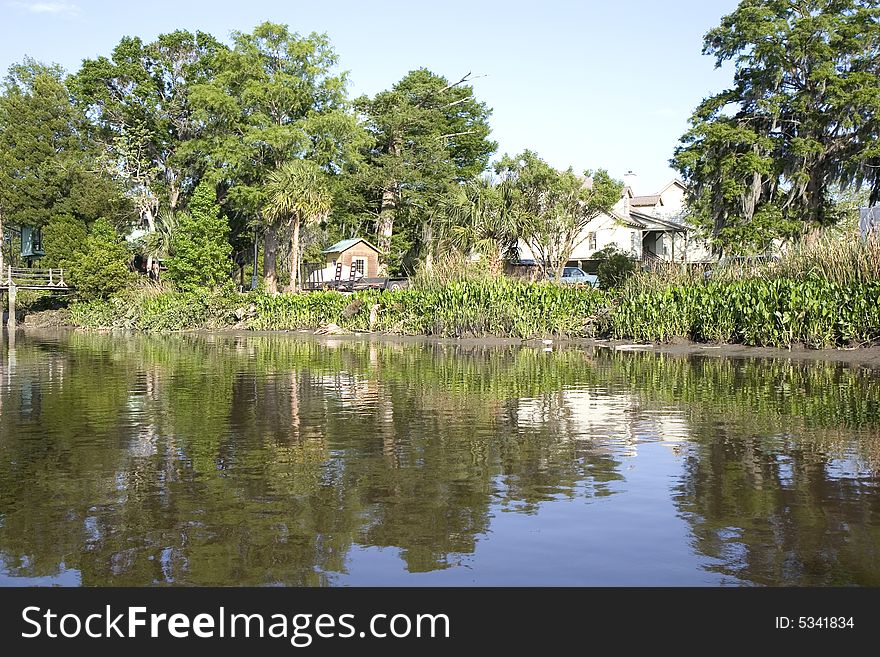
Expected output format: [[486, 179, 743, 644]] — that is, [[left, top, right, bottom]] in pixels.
[[322, 238, 380, 254]]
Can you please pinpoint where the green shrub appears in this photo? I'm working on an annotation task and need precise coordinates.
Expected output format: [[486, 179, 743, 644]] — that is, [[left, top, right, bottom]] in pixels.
[[41, 214, 88, 271], [67, 218, 132, 300], [594, 245, 636, 289], [165, 181, 232, 292]]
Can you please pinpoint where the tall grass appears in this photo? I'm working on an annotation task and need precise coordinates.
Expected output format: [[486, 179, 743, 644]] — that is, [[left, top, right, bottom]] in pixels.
[[608, 236, 880, 347], [775, 234, 880, 285], [70, 286, 243, 331], [253, 278, 606, 338]]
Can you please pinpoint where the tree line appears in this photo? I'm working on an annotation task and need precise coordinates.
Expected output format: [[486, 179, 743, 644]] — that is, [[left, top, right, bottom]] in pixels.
[[0, 21, 624, 298], [4, 2, 880, 301]]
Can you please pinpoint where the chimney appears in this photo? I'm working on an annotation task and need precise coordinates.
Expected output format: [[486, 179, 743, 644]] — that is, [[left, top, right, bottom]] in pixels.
[[622, 170, 637, 216]]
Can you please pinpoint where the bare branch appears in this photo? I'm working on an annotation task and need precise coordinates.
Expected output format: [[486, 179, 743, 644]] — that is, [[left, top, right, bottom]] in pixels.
[[438, 130, 477, 139]]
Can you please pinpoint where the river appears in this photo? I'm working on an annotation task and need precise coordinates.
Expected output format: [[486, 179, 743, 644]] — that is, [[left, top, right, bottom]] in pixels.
[[1, 329, 878, 586]]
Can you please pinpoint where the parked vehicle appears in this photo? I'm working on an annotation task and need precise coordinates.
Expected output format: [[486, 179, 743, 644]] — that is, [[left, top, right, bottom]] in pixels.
[[556, 266, 599, 287]]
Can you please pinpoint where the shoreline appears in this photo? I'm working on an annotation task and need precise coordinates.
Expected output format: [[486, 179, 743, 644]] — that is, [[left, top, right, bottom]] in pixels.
[[14, 321, 880, 367]]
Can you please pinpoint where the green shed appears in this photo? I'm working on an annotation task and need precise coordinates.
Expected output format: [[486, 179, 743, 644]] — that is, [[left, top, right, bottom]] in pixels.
[[20, 225, 44, 259]]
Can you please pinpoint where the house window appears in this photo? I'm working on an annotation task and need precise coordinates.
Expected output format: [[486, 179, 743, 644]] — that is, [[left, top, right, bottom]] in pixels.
[[352, 257, 367, 276], [587, 232, 597, 251]]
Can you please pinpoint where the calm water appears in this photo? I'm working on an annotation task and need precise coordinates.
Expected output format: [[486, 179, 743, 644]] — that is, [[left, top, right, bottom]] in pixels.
[[0, 329, 879, 586]]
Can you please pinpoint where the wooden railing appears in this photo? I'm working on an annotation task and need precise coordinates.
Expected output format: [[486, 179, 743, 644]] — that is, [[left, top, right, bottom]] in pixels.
[[1, 266, 69, 289]]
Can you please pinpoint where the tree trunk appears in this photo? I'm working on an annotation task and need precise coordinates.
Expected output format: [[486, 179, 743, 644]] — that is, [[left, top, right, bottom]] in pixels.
[[264, 224, 279, 294], [494, 242, 507, 276], [289, 217, 301, 292], [555, 260, 566, 282], [0, 207, 4, 277], [143, 205, 157, 272], [377, 184, 397, 276], [423, 218, 434, 273]]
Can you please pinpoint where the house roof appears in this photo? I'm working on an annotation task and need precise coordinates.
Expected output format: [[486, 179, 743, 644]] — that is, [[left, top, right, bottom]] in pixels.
[[631, 210, 691, 231], [657, 179, 687, 195], [322, 238, 380, 254], [630, 194, 663, 207], [608, 209, 646, 228]]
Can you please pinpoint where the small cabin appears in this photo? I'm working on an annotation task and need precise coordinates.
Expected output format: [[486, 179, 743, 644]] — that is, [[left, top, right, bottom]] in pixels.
[[322, 238, 380, 278]]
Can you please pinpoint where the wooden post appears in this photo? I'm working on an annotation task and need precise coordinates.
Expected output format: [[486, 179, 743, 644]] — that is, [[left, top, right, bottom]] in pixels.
[[7, 281, 16, 328]]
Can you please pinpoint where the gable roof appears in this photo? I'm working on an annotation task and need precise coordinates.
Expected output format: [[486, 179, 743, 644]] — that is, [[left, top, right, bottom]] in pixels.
[[630, 194, 663, 207], [322, 238, 380, 254], [657, 179, 687, 195], [610, 209, 646, 228]]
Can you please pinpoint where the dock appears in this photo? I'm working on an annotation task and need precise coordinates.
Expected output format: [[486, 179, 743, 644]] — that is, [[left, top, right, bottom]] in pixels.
[[0, 267, 70, 326]]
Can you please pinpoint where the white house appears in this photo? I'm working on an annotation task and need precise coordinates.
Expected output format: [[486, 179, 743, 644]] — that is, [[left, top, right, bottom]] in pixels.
[[516, 177, 712, 271]]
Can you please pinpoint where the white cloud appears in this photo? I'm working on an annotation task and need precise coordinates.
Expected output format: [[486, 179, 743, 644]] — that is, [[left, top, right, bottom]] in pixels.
[[7, 2, 81, 15]]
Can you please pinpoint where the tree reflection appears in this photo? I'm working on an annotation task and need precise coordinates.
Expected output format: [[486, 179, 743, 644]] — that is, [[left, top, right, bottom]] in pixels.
[[0, 332, 878, 585]]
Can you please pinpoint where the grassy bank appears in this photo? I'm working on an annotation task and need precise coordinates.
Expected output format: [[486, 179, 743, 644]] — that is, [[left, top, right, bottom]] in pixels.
[[610, 279, 880, 348], [45, 239, 880, 348], [65, 278, 607, 339]]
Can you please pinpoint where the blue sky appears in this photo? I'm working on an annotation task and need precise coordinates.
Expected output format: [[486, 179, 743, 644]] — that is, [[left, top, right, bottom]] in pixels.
[[1, 0, 739, 193]]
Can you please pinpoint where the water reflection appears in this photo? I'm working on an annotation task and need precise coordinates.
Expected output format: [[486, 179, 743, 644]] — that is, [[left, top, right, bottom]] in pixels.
[[0, 330, 878, 586]]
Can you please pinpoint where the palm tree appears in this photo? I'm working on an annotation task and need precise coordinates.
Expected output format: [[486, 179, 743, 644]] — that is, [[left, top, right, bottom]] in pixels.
[[140, 209, 178, 275], [264, 160, 332, 292], [441, 177, 518, 274]]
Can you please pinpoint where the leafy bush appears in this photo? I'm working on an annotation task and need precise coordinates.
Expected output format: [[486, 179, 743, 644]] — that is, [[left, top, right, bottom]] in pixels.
[[594, 245, 636, 289], [70, 286, 243, 331], [67, 218, 132, 300]]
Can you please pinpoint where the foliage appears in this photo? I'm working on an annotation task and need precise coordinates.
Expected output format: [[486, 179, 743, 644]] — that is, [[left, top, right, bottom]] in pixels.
[[67, 218, 133, 300], [165, 181, 232, 291], [72, 30, 225, 230], [593, 245, 637, 289], [70, 286, 241, 331], [189, 22, 360, 292], [69, 278, 606, 339], [0, 59, 126, 230], [609, 277, 880, 348], [673, 0, 880, 251], [438, 176, 516, 271], [496, 150, 622, 279], [40, 214, 89, 271], [366, 278, 606, 338], [264, 160, 332, 290], [354, 69, 497, 274], [139, 209, 177, 263]]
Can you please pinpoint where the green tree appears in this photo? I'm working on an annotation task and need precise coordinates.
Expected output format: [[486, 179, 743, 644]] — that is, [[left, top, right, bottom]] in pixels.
[[41, 214, 89, 272], [355, 70, 496, 274], [165, 182, 231, 292], [673, 0, 880, 252], [439, 176, 516, 274], [190, 22, 360, 294], [264, 160, 332, 292], [0, 58, 126, 272], [72, 31, 225, 251], [497, 151, 622, 279], [68, 218, 132, 300]]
